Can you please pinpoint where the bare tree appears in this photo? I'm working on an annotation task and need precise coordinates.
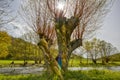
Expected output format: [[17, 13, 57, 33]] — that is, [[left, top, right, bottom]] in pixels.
[[19, 0, 112, 79], [19, 0, 62, 79], [99, 40, 118, 64], [83, 40, 91, 64], [84, 38, 101, 64], [47, 0, 112, 70], [90, 38, 100, 64]]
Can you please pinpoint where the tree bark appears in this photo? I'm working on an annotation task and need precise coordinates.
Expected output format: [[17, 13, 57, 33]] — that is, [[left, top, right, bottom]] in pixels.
[[55, 16, 82, 71], [105, 57, 110, 63], [38, 38, 64, 80], [92, 59, 97, 64]]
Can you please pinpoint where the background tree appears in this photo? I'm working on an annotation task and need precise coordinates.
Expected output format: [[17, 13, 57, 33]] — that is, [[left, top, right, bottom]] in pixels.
[[0, 31, 11, 59], [9, 38, 26, 60], [83, 41, 91, 64], [21, 31, 42, 64], [84, 38, 118, 64], [84, 38, 101, 64], [99, 40, 118, 64], [8, 37, 43, 62], [19, 0, 112, 79], [84, 38, 100, 64]]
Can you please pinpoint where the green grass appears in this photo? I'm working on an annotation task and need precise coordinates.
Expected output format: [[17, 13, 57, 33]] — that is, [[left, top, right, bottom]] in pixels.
[[0, 60, 35, 67], [70, 69, 120, 80], [0, 60, 34, 64], [1, 59, 120, 67], [0, 70, 120, 80], [0, 74, 42, 80], [69, 58, 120, 67]]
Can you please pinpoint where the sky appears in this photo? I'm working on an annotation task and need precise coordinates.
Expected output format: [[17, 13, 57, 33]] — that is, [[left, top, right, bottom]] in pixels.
[[96, 0, 120, 51], [2, 0, 120, 51]]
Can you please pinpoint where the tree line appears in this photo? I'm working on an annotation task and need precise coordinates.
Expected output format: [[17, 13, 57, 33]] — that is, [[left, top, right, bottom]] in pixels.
[[0, 31, 43, 64], [0, 31, 118, 65]]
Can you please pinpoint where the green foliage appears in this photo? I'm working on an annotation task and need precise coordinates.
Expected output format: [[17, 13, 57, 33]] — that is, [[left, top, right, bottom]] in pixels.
[[8, 37, 42, 61], [0, 31, 11, 59], [109, 53, 120, 61]]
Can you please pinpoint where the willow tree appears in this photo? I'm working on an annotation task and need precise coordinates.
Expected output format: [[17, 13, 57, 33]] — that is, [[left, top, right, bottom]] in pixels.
[[19, 0, 112, 79], [84, 38, 101, 64], [99, 40, 118, 64]]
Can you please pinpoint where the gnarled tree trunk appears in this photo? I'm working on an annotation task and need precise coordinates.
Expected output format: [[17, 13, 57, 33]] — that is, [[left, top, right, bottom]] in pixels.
[[55, 16, 82, 71], [38, 38, 64, 80]]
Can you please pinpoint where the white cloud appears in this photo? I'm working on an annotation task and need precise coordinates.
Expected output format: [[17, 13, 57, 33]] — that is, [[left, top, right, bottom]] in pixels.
[[4, 21, 31, 37]]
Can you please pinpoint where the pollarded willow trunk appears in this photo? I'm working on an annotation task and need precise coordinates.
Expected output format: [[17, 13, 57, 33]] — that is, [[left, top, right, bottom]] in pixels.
[[38, 38, 64, 80], [55, 16, 82, 71], [37, 17, 82, 79]]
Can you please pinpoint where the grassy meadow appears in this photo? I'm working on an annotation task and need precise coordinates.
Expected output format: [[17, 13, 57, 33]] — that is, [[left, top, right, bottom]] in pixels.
[[0, 58, 120, 67], [69, 58, 120, 67], [0, 70, 120, 80], [0, 60, 35, 67], [0, 55, 120, 80]]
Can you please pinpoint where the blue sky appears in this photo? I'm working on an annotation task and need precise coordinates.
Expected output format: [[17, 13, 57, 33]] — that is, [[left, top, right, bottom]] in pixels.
[[4, 0, 120, 51]]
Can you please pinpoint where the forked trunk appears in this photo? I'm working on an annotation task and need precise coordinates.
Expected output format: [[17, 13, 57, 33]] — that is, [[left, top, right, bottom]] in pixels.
[[55, 16, 82, 72]]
